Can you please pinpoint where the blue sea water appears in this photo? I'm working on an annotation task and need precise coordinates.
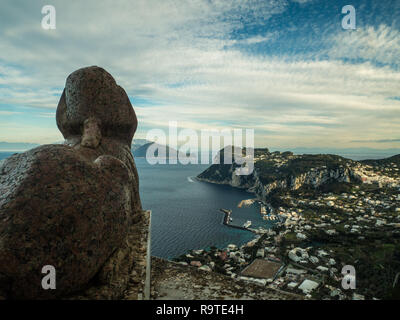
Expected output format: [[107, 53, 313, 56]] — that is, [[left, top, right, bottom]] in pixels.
[[135, 158, 268, 259], [0, 152, 17, 160]]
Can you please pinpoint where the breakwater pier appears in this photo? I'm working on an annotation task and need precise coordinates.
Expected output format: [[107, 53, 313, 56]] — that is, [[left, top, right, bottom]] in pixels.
[[219, 209, 253, 232]]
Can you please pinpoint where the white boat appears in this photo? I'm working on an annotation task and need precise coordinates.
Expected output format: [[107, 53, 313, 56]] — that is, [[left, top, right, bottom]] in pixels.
[[243, 220, 252, 228], [260, 205, 267, 215]]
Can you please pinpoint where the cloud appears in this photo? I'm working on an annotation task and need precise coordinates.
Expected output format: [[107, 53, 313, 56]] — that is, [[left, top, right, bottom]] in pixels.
[[327, 24, 400, 68], [0, 111, 21, 115], [352, 138, 400, 143], [291, 0, 314, 3], [232, 32, 278, 45], [0, 1, 399, 148], [0, 120, 62, 144]]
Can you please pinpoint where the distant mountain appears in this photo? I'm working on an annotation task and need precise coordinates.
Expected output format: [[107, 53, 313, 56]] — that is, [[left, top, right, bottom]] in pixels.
[[360, 154, 400, 166], [0, 142, 40, 151], [131, 139, 151, 151], [132, 142, 183, 159]]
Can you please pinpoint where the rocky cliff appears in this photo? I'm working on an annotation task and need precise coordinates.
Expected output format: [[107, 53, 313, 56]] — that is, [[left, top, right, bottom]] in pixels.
[[197, 148, 362, 201]]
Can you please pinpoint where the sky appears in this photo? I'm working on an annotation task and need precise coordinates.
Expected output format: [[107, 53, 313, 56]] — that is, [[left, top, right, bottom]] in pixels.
[[0, 0, 399, 151]]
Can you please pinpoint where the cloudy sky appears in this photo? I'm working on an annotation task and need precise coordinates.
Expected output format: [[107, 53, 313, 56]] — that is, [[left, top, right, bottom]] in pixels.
[[0, 0, 399, 151]]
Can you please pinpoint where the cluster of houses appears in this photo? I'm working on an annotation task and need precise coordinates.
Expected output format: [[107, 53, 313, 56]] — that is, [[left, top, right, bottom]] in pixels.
[[352, 163, 400, 188], [276, 185, 400, 233]]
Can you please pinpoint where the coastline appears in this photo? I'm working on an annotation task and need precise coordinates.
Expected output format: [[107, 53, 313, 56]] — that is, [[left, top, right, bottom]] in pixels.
[[180, 175, 280, 261]]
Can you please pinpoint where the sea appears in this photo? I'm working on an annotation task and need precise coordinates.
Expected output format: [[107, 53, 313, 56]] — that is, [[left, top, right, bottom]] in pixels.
[[136, 158, 272, 259], [0, 149, 397, 259]]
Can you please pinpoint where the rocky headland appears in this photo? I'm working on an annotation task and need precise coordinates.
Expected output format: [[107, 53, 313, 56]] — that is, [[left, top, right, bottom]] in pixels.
[[187, 147, 400, 299]]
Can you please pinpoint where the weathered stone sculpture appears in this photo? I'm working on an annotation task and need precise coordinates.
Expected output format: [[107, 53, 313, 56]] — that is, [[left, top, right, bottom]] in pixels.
[[0, 66, 143, 299]]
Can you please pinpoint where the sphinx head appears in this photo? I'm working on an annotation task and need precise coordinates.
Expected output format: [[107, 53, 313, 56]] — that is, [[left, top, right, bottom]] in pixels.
[[56, 66, 137, 147]]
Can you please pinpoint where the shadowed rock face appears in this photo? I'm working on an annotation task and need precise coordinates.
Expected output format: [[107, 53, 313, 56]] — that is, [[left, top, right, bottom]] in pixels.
[[0, 66, 142, 299]]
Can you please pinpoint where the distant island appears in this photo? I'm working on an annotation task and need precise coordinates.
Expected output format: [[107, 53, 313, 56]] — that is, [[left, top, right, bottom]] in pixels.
[[132, 142, 181, 158]]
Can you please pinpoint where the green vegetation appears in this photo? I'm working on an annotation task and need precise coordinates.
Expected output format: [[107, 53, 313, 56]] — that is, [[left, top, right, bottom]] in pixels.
[[361, 154, 400, 166], [255, 154, 354, 185]]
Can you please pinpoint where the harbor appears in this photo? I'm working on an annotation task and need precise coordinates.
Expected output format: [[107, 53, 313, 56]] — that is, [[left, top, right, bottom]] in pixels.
[[260, 203, 279, 221], [219, 208, 254, 232], [220, 198, 284, 234], [258, 200, 285, 222], [238, 198, 284, 222]]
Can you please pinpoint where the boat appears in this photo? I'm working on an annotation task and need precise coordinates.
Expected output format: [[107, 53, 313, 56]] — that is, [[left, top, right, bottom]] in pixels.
[[260, 205, 267, 215], [243, 220, 252, 228], [220, 208, 232, 214]]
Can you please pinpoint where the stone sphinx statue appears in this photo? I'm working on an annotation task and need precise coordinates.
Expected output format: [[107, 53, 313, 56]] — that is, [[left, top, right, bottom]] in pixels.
[[0, 66, 143, 299]]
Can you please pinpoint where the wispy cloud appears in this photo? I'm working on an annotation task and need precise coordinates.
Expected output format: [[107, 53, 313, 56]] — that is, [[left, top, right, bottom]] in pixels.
[[327, 24, 400, 68], [352, 138, 400, 143], [0, 111, 21, 115], [0, 0, 399, 148]]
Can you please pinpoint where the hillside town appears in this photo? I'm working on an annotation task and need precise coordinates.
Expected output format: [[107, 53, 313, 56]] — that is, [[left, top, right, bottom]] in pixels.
[[179, 150, 400, 300]]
